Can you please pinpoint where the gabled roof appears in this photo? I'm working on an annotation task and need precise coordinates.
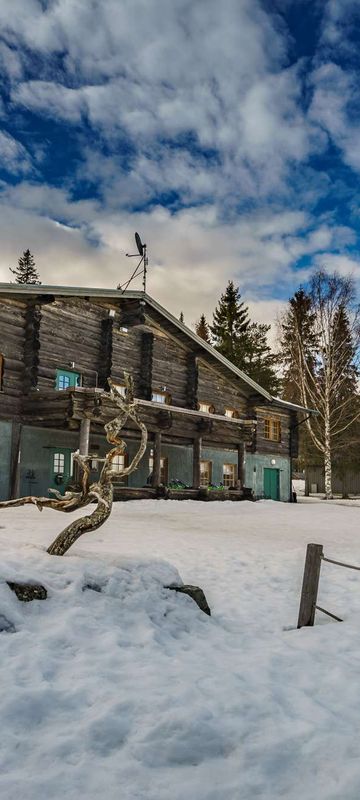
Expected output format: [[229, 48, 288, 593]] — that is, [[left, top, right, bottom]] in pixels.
[[0, 282, 316, 414]]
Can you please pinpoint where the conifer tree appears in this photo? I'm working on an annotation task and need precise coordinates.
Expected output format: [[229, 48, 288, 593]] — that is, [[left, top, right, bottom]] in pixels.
[[278, 288, 317, 402], [278, 270, 360, 498], [210, 281, 250, 364], [179, 311, 184, 323], [195, 313, 211, 343], [10, 249, 41, 284], [243, 322, 280, 394]]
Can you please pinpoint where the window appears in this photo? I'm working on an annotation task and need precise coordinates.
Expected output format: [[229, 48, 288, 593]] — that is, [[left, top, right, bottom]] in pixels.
[[56, 369, 81, 391], [0, 353, 3, 391], [148, 454, 168, 484], [200, 460, 212, 486], [264, 418, 281, 442], [113, 384, 126, 397], [223, 463, 236, 487], [151, 391, 168, 404], [198, 402, 214, 414], [111, 453, 127, 473], [53, 452, 65, 474], [225, 408, 238, 419]]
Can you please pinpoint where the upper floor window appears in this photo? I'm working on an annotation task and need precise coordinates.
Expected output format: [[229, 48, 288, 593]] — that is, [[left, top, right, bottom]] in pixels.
[[151, 391, 170, 405], [113, 383, 127, 397], [56, 369, 81, 391], [264, 418, 281, 442], [224, 408, 238, 419], [200, 460, 212, 486], [198, 402, 215, 414], [0, 353, 3, 391]]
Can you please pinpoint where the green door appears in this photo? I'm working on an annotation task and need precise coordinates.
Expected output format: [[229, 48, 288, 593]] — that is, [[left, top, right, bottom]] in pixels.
[[49, 448, 72, 496], [263, 468, 280, 500]]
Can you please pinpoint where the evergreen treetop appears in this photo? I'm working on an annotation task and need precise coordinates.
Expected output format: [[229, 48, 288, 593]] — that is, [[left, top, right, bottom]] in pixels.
[[10, 249, 41, 284], [210, 280, 250, 363], [195, 313, 211, 343]]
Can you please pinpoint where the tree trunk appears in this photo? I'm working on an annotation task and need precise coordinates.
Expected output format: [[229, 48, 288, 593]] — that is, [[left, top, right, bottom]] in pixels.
[[47, 483, 114, 556], [324, 410, 333, 499]]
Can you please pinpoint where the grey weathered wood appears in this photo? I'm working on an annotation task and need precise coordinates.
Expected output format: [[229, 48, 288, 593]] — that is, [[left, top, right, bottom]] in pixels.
[[297, 543, 323, 628], [152, 431, 162, 487], [79, 418, 91, 456], [192, 436, 202, 488], [237, 442, 245, 486], [9, 422, 21, 499]]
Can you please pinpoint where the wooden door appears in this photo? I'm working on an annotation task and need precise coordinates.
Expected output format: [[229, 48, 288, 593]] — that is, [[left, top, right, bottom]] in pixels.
[[263, 468, 280, 500]]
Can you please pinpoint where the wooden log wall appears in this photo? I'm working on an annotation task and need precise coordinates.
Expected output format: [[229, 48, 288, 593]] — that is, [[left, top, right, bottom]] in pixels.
[[38, 299, 104, 390], [197, 360, 248, 416], [254, 407, 290, 455], [138, 331, 153, 400], [152, 333, 188, 406], [186, 353, 198, 409], [0, 298, 26, 420], [111, 326, 143, 394], [98, 318, 113, 389]]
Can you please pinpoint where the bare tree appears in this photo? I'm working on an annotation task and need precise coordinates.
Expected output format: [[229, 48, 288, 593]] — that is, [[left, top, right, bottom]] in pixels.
[[0, 375, 148, 564], [281, 270, 360, 498]]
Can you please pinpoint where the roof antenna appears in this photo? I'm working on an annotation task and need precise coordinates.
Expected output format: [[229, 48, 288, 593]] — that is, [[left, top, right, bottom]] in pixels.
[[117, 232, 148, 293]]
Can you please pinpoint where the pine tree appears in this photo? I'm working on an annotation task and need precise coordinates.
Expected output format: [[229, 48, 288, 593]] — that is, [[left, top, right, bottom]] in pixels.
[[179, 311, 184, 323], [210, 281, 250, 364], [10, 250, 41, 284], [242, 322, 280, 394], [195, 313, 211, 343]]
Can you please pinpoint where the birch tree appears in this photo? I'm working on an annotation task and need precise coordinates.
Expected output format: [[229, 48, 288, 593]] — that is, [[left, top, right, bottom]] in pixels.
[[279, 270, 360, 498]]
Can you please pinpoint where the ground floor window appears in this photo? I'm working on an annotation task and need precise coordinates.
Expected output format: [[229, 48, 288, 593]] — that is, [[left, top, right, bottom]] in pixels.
[[223, 463, 236, 487], [111, 452, 128, 484], [200, 460, 212, 486], [148, 454, 168, 484], [53, 452, 65, 474]]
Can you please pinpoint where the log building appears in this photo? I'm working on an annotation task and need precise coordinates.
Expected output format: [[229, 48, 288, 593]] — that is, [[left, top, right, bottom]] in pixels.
[[0, 284, 312, 502]]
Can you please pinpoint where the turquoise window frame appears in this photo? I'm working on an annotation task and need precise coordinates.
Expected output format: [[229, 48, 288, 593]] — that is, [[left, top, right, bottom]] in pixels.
[[55, 369, 81, 391]]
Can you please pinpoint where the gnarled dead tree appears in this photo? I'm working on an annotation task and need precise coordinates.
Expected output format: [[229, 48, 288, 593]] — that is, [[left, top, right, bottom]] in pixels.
[[1, 375, 147, 597]]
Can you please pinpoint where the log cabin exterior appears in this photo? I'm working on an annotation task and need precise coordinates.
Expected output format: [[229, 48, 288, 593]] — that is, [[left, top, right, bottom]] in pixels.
[[0, 284, 312, 502]]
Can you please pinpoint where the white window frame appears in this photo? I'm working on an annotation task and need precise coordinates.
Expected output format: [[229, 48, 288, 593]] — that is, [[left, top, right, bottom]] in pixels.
[[223, 463, 236, 487]]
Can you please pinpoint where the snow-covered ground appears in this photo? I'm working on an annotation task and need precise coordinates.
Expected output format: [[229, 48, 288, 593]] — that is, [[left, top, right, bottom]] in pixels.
[[1, 498, 360, 800]]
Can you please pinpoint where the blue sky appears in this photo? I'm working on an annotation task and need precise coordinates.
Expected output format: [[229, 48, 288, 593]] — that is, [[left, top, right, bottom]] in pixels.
[[0, 0, 360, 327]]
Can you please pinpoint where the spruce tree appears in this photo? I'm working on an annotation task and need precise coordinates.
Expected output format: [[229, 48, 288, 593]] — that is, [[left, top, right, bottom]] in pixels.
[[210, 281, 250, 364], [243, 322, 280, 394], [179, 311, 184, 323], [278, 288, 317, 402], [195, 313, 211, 343], [10, 249, 41, 284]]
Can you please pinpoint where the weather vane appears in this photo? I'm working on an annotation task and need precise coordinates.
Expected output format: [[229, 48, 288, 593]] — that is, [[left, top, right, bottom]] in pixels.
[[117, 232, 148, 293]]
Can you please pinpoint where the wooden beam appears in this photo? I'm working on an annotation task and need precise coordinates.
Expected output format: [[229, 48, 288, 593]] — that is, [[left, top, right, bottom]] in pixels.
[[297, 543, 323, 628], [79, 418, 91, 456], [10, 422, 21, 499], [152, 431, 162, 487], [237, 442, 245, 486], [192, 436, 202, 488]]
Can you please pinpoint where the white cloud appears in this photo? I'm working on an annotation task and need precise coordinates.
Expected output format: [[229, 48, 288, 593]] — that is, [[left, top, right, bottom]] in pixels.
[[0, 130, 32, 173]]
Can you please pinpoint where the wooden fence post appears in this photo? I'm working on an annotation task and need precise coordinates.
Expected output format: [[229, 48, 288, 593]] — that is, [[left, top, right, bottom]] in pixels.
[[297, 543, 323, 628]]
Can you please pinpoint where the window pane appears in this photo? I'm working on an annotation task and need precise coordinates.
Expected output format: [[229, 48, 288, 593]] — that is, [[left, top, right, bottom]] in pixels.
[[200, 460, 211, 486], [225, 408, 235, 418], [111, 454, 126, 472], [54, 453, 65, 473], [223, 464, 236, 487], [113, 384, 126, 397], [199, 403, 210, 413], [152, 392, 166, 404]]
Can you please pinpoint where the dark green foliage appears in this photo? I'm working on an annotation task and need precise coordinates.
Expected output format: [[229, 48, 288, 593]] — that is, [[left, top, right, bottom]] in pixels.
[[242, 322, 281, 395], [278, 288, 317, 403], [210, 281, 250, 363], [10, 249, 41, 284], [195, 313, 211, 343], [179, 311, 184, 323], [210, 281, 279, 393]]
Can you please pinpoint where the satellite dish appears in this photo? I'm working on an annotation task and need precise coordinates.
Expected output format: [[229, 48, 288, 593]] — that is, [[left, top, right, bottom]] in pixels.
[[135, 232, 145, 256]]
